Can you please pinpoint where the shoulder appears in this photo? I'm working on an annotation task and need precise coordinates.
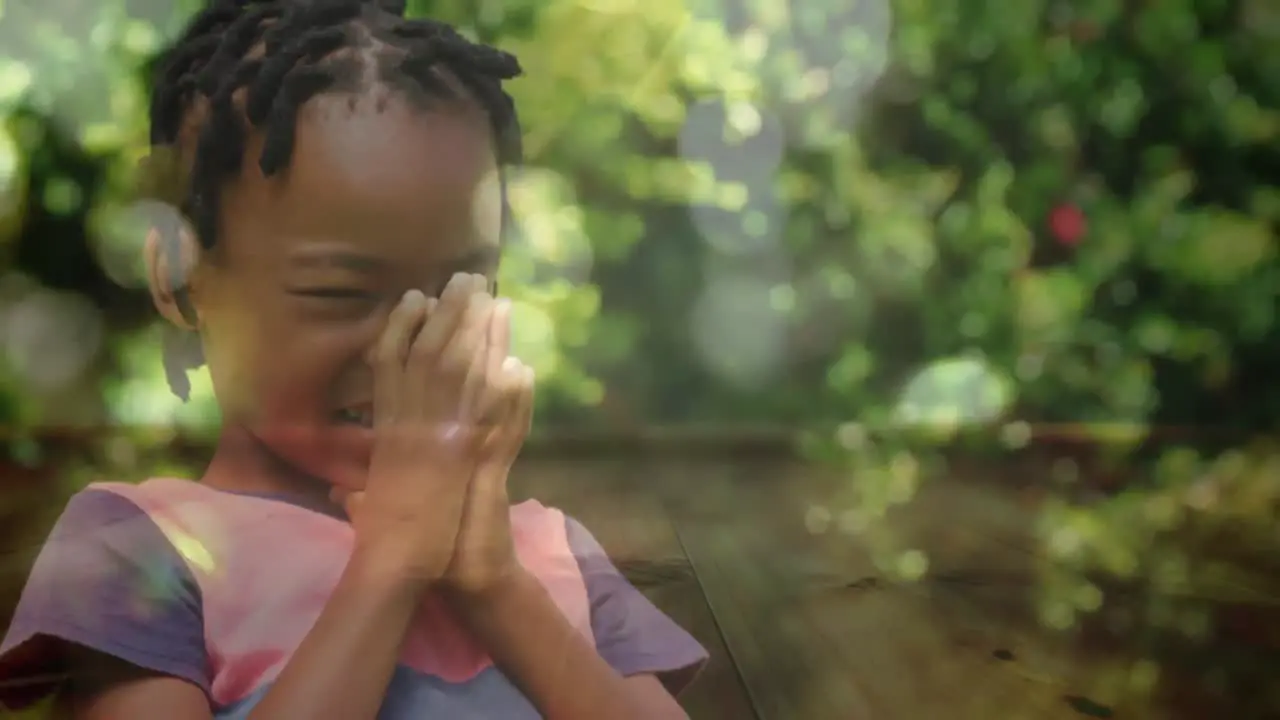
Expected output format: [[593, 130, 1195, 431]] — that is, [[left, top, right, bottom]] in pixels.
[[512, 503, 709, 693], [507, 501, 605, 558], [48, 481, 154, 527], [0, 482, 210, 709], [24, 483, 186, 588], [507, 502, 614, 592]]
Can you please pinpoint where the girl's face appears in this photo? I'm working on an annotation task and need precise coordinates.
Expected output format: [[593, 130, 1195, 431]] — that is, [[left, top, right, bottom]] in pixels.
[[186, 93, 503, 489]]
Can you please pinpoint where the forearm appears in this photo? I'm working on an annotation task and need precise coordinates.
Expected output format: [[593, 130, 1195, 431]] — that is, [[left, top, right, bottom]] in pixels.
[[451, 571, 641, 720], [248, 551, 422, 720]]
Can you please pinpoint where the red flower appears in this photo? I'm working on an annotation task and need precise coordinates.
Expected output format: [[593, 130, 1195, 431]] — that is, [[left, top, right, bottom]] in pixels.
[[1048, 204, 1086, 246]]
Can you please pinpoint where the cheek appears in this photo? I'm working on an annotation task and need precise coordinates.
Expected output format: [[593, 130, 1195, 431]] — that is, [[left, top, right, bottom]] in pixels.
[[205, 308, 372, 422], [239, 325, 378, 486], [471, 170, 503, 246], [200, 310, 262, 415], [256, 331, 366, 416]]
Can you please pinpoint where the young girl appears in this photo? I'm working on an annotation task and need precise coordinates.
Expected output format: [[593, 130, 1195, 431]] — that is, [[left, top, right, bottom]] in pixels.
[[0, 1, 706, 717]]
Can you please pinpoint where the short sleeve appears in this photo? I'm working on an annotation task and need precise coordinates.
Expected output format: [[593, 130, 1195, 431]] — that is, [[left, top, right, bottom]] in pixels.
[[564, 516, 708, 694], [0, 488, 208, 708]]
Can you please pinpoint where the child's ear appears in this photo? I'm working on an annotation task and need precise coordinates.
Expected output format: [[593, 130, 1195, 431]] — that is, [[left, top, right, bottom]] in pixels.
[[142, 203, 201, 329]]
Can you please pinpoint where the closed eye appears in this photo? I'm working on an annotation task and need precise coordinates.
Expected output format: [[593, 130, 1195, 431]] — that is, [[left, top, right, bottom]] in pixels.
[[290, 288, 377, 301]]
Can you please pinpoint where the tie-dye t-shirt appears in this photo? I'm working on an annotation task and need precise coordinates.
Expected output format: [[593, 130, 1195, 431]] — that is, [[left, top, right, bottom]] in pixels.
[[0, 478, 707, 717]]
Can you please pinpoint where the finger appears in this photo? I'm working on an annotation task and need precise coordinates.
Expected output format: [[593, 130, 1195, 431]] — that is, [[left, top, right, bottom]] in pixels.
[[514, 364, 536, 443], [491, 358, 532, 461], [328, 485, 348, 507], [342, 491, 365, 519], [434, 287, 489, 422], [371, 290, 427, 425], [470, 369, 520, 529], [329, 487, 364, 519], [373, 290, 428, 368], [459, 295, 497, 423], [406, 272, 475, 371], [490, 298, 512, 367], [479, 355, 519, 443], [407, 274, 484, 423], [474, 303, 513, 423]]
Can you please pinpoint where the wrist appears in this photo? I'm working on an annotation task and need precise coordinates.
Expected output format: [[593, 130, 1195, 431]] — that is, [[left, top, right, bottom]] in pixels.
[[443, 567, 535, 619], [345, 544, 434, 602]]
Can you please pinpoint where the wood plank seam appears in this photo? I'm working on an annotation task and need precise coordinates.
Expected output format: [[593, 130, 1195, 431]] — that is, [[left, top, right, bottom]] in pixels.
[[668, 517, 766, 720]]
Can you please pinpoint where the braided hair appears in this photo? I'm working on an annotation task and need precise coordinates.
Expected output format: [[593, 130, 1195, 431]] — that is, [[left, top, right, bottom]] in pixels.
[[146, 0, 523, 399]]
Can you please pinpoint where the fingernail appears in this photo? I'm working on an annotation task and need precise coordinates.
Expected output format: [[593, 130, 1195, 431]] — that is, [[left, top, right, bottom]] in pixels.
[[402, 289, 424, 307], [502, 356, 519, 372]]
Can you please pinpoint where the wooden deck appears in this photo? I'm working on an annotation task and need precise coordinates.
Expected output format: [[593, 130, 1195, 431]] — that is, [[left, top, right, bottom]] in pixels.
[[2, 430, 1277, 718], [512, 440, 1276, 720]]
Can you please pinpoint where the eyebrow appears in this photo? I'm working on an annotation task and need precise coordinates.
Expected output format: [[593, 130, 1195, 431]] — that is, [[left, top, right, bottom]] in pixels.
[[443, 244, 501, 274], [287, 244, 500, 274], [289, 249, 386, 273]]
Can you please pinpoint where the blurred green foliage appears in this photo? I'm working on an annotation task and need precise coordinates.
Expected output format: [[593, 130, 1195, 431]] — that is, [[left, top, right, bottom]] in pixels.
[[0, 0, 1277, 714], [0, 0, 1275, 433]]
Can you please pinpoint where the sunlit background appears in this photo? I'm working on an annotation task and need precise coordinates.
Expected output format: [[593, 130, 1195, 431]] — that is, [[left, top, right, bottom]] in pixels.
[[1, 0, 1278, 717]]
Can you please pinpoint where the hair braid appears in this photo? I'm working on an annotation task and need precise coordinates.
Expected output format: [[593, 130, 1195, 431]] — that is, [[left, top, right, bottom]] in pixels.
[[149, 1, 259, 144], [149, 0, 523, 250], [257, 63, 350, 174], [195, 5, 284, 95], [246, 25, 350, 124]]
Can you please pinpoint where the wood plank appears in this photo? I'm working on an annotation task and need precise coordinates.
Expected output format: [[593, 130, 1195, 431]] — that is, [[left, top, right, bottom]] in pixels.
[[665, 456, 849, 719], [670, 458, 1156, 719], [874, 473, 1183, 717], [512, 457, 756, 720]]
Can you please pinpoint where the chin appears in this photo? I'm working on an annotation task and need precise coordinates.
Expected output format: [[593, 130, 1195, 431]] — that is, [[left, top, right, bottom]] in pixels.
[[304, 434, 374, 492], [254, 422, 374, 491], [324, 459, 372, 492]]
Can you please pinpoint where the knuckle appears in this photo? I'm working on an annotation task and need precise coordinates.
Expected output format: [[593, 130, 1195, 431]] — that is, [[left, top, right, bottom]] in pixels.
[[375, 338, 398, 365], [381, 309, 410, 340], [457, 335, 480, 359], [408, 334, 437, 364], [494, 368, 513, 392], [434, 346, 461, 374], [387, 301, 410, 324]]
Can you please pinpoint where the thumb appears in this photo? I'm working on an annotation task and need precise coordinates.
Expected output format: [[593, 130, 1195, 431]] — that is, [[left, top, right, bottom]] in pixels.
[[492, 360, 534, 465], [329, 487, 366, 519]]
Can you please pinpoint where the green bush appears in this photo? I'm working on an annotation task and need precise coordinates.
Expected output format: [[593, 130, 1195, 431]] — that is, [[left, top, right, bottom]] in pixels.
[[1, 0, 1274, 433]]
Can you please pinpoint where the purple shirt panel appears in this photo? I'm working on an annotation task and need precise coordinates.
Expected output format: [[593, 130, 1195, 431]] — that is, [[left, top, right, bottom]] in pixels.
[[0, 489, 208, 707], [564, 517, 708, 691], [0, 488, 707, 708]]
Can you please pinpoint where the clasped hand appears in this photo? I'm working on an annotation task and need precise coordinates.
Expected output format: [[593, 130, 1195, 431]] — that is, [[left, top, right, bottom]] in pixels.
[[334, 273, 533, 598]]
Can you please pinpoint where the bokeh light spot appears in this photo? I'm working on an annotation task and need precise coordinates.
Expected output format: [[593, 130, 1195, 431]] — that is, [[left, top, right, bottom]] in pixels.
[[679, 98, 786, 255], [894, 549, 928, 582], [0, 122, 22, 220], [893, 356, 1014, 431], [690, 271, 789, 388], [1, 287, 103, 391], [509, 300, 560, 378], [0, 60, 33, 106], [506, 168, 594, 284]]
